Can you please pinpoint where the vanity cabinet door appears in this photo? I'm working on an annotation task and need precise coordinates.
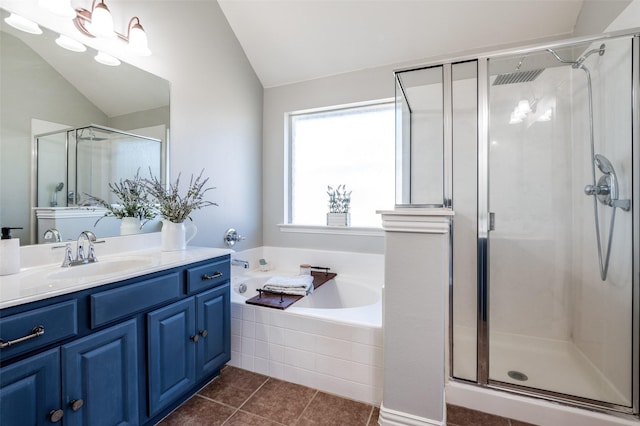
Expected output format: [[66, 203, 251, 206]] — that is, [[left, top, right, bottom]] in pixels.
[[147, 297, 196, 416], [61, 319, 139, 426], [196, 283, 231, 377], [0, 348, 62, 426]]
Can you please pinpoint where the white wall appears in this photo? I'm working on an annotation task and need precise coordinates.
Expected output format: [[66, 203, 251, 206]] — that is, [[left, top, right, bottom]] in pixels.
[[263, 66, 395, 254], [0, 0, 264, 249]]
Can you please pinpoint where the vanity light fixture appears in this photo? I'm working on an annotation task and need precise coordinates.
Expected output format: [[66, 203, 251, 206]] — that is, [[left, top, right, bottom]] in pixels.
[[55, 34, 87, 52], [38, 0, 75, 19], [94, 51, 121, 66], [73, 0, 151, 55], [74, 0, 116, 39], [125, 17, 151, 56], [4, 13, 43, 35]]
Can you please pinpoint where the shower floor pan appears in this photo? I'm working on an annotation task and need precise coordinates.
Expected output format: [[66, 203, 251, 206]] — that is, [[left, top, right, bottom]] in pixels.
[[452, 326, 630, 407]]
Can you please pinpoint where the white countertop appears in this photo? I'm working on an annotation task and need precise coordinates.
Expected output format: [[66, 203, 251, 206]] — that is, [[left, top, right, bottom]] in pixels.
[[0, 234, 232, 310]]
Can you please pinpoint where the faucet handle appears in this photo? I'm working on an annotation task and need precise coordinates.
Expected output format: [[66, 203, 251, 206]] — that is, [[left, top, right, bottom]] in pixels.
[[223, 228, 245, 247], [52, 243, 74, 267]]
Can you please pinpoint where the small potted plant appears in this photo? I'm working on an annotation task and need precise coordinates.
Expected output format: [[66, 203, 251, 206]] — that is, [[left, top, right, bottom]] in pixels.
[[144, 169, 217, 250], [85, 170, 156, 235], [326, 184, 351, 226]]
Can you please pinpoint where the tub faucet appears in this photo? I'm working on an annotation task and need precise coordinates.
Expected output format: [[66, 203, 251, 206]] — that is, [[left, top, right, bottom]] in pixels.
[[231, 259, 250, 269]]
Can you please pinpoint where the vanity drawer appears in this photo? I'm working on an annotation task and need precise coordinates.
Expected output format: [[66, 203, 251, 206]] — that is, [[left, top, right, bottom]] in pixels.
[[90, 272, 181, 328], [0, 300, 77, 360], [187, 259, 230, 293]]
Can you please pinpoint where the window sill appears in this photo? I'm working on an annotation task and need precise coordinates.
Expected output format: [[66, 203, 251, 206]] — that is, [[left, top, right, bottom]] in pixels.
[[278, 224, 384, 237]]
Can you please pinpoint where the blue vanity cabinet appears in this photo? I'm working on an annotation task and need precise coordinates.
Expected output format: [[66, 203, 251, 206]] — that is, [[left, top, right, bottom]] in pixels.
[[0, 349, 61, 426], [61, 319, 139, 426], [147, 282, 231, 417], [147, 297, 197, 416], [0, 253, 231, 426], [196, 283, 231, 377], [0, 321, 138, 426]]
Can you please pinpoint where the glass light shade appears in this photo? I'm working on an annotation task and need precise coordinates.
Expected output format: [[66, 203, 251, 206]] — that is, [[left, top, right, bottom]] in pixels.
[[39, 0, 76, 18], [4, 13, 43, 35], [127, 24, 151, 56], [95, 51, 121, 66], [509, 111, 524, 124], [56, 35, 86, 52], [87, 2, 116, 39], [537, 109, 553, 122], [517, 99, 532, 114]]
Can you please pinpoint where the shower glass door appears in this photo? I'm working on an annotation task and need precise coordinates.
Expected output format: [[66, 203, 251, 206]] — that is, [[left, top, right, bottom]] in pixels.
[[486, 36, 635, 408]]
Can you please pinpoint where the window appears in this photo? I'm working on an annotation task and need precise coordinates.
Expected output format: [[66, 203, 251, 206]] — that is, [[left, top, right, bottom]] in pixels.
[[288, 101, 395, 228]]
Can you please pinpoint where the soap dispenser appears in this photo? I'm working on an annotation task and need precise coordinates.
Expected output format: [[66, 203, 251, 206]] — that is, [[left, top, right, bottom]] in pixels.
[[0, 227, 22, 276]]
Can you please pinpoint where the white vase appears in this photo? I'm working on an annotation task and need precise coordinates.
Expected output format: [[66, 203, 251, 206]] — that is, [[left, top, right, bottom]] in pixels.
[[120, 217, 143, 235], [326, 212, 351, 226], [161, 220, 197, 251]]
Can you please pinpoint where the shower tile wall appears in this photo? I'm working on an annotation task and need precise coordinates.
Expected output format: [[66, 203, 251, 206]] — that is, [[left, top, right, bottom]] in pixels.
[[488, 64, 573, 343], [228, 303, 383, 406]]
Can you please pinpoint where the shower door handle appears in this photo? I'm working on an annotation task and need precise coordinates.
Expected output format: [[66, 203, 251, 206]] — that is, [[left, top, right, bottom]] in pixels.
[[489, 212, 496, 231]]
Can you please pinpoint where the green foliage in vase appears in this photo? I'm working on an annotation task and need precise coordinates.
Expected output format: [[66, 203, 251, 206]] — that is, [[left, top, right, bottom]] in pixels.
[[144, 169, 217, 223], [327, 184, 351, 213], [85, 169, 156, 227]]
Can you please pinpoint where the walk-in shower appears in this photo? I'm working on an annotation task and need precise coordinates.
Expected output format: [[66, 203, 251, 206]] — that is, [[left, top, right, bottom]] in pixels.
[[395, 32, 639, 417]]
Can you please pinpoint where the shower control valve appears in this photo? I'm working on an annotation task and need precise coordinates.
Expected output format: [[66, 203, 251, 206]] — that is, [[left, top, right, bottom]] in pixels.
[[584, 183, 609, 196]]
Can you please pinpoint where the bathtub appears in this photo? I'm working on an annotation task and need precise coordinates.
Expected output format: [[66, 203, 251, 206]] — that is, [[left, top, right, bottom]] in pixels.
[[228, 247, 383, 406]]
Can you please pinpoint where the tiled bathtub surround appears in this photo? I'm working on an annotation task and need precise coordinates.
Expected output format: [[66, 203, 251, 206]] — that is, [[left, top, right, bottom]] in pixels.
[[228, 247, 384, 405]]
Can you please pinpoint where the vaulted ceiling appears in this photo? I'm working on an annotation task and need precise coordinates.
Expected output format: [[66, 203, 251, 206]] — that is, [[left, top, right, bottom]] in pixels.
[[218, 0, 631, 88]]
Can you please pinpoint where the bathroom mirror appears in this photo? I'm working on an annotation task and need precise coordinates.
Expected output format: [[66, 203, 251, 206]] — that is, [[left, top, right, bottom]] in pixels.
[[0, 8, 170, 245]]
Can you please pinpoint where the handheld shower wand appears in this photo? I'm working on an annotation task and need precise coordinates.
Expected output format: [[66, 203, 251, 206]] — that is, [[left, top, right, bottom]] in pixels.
[[51, 182, 64, 207]]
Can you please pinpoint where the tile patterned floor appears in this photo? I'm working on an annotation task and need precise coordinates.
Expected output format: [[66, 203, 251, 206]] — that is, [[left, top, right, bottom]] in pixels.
[[159, 366, 537, 425], [447, 405, 538, 426], [158, 365, 380, 425]]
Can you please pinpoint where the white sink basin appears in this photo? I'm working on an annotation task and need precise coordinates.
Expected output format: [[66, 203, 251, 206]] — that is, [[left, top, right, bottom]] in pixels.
[[46, 257, 157, 281]]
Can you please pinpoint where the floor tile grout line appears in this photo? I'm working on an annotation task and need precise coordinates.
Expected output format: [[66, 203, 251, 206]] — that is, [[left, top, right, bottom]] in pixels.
[[240, 376, 271, 407], [294, 388, 319, 424], [199, 372, 272, 426], [217, 376, 270, 426], [236, 408, 289, 425], [365, 405, 374, 425]]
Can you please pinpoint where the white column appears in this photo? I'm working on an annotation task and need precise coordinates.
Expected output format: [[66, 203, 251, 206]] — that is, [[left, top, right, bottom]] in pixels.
[[377, 208, 453, 426]]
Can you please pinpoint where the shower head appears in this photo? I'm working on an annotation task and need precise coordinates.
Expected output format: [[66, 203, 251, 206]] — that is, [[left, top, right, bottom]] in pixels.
[[492, 69, 544, 86], [594, 154, 615, 175], [55, 182, 64, 192]]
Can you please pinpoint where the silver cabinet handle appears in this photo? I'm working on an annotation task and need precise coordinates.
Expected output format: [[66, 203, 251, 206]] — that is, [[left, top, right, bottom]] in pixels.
[[201, 272, 223, 281], [0, 325, 45, 349]]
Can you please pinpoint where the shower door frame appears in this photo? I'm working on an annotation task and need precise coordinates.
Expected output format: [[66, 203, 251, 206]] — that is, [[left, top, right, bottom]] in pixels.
[[474, 33, 640, 416]]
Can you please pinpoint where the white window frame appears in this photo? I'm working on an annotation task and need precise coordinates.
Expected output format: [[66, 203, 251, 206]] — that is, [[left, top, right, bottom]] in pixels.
[[280, 99, 394, 236]]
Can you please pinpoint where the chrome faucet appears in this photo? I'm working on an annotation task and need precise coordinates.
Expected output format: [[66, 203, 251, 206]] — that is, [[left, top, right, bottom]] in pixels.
[[53, 231, 101, 267], [231, 259, 250, 269], [76, 231, 98, 264], [43, 228, 62, 243]]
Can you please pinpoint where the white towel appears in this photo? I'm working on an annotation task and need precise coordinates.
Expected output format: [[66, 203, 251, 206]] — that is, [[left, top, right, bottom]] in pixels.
[[263, 275, 314, 295]]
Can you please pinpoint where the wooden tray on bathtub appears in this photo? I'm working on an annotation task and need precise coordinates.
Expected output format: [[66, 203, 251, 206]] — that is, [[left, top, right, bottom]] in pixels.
[[245, 271, 337, 310]]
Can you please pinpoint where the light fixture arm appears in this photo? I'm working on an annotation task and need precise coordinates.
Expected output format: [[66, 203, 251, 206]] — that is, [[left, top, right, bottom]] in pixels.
[[119, 16, 144, 42], [73, 1, 149, 47]]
